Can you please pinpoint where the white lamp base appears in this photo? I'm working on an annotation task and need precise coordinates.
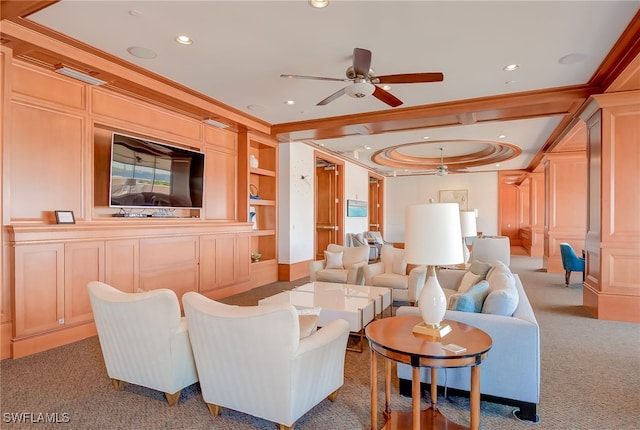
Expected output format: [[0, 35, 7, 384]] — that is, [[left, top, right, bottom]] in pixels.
[[414, 266, 449, 339], [462, 238, 471, 264]]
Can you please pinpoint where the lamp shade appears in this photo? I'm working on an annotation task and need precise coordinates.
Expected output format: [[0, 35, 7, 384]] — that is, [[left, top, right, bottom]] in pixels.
[[460, 210, 478, 238], [405, 203, 464, 266]]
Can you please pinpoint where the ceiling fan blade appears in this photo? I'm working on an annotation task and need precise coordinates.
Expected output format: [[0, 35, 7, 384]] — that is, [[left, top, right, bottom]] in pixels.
[[353, 48, 372, 77], [280, 74, 349, 82], [372, 86, 403, 107], [317, 87, 346, 106], [376, 72, 444, 84]]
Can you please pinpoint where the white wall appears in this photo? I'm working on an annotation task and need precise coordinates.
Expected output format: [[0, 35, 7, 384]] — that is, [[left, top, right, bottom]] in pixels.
[[384, 172, 499, 243], [343, 162, 370, 238]]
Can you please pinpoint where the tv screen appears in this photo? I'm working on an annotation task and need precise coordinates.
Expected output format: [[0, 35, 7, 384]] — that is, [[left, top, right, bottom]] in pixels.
[[109, 133, 204, 209]]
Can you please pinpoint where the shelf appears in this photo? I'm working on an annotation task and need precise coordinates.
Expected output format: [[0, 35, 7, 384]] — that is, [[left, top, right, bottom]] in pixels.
[[250, 167, 275, 177], [249, 199, 275, 206]]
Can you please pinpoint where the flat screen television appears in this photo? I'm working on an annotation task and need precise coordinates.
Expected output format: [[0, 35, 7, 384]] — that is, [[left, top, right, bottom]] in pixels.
[[109, 133, 205, 209]]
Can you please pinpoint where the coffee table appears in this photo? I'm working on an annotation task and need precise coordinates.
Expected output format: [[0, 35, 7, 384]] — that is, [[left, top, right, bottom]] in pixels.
[[258, 284, 385, 352], [293, 281, 392, 318], [366, 316, 492, 430]]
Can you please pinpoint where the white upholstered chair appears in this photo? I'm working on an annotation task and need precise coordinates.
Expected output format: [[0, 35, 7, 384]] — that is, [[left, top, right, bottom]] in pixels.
[[87, 281, 198, 406], [182, 292, 350, 430], [471, 236, 511, 266], [309, 243, 370, 285], [363, 245, 426, 303]]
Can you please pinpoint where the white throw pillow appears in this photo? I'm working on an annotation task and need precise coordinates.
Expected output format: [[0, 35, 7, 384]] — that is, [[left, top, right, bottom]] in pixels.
[[482, 273, 518, 316], [324, 250, 344, 269], [297, 308, 321, 339], [392, 253, 407, 275], [458, 272, 482, 294]]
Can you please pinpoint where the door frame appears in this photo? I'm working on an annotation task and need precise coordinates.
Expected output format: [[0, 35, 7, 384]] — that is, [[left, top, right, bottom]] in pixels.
[[368, 172, 385, 236]]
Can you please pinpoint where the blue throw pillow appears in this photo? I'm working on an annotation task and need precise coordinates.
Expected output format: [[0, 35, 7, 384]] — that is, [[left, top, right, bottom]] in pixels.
[[452, 280, 490, 313]]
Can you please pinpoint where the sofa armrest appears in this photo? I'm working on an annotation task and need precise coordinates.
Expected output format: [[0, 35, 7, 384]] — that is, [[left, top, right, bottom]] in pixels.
[[363, 262, 384, 285], [347, 261, 368, 285], [309, 260, 325, 282]]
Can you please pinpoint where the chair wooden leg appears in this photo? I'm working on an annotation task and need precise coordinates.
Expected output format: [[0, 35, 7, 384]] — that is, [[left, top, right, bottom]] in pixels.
[[327, 388, 340, 402], [165, 390, 181, 406], [565, 270, 570, 286], [278, 424, 295, 430], [111, 378, 124, 390], [206, 403, 221, 417]]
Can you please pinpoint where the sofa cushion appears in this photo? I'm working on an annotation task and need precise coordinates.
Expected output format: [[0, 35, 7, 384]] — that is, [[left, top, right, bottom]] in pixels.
[[452, 280, 490, 312], [340, 245, 369, 269], [373, 273, 409, 290], [458, 272, 482, 294], [469, 260, 492, 278], [316, 269, 348, 283], [324, 250, 344, 269]]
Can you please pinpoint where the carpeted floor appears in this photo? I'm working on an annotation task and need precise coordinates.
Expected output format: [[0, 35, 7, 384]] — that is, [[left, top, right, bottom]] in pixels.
[[1, 253, 639, 429]]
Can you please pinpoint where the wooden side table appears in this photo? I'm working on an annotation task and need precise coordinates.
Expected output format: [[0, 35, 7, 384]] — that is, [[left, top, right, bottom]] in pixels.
[[365, 316, 492, 430]]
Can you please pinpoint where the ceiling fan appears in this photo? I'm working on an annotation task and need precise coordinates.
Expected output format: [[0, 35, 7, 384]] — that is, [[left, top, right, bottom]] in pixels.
[[280, 48, 443, 107], [427, 147, 467, 176]]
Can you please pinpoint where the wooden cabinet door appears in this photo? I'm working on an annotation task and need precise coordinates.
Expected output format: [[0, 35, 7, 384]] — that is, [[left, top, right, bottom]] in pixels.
[[14, 244, 64, 337], [105, 239, 139, 293], [200, 233, 249, 292], [139, 236, 199, 298], [204, 145, 237, 221], [64, 241, 105, 326]]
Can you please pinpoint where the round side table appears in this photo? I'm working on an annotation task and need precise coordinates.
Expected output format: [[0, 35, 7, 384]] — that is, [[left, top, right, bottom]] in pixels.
[[366, 316, 492, 430]]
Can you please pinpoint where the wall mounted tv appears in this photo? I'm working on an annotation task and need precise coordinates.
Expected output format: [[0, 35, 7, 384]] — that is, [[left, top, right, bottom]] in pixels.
[[109, 133, 205, 209]]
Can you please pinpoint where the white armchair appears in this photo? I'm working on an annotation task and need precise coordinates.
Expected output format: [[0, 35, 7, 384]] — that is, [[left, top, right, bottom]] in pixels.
[[87, 281, 198, 406], [182, 292, 350, 430], [309, 244, 370, 285], [363, 245, 426, 303]]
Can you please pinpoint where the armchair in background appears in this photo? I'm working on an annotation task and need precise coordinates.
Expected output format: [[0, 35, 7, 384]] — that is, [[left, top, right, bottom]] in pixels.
[[560, 243, 585, 286], [182, 292, 350, 430], [87, 281, 198, 406], [309, 244, 370, 285], [363, 245, 426, 303], [346, 232, 379, 262]]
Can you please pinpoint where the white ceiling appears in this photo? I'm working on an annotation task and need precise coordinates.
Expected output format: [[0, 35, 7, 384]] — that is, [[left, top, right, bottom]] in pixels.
[[29, 1, 639, 175]]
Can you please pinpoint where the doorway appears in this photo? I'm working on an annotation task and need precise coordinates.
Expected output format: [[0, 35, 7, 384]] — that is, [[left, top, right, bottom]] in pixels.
[[368, 174, 384, 235], [315, 153, 344, 260]]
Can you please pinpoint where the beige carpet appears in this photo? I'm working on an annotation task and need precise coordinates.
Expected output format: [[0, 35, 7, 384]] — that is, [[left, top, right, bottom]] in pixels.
[[1, 253, 639, 429]]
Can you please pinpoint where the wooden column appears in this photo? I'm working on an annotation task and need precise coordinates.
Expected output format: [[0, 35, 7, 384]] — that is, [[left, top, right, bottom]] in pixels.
[[526, 171, 545, 257], [581, 92, 640, 322]]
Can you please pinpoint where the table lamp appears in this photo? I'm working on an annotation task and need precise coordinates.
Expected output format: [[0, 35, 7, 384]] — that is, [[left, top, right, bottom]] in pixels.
[[460, 210, 478, 265], [405, 203, 464, 338]]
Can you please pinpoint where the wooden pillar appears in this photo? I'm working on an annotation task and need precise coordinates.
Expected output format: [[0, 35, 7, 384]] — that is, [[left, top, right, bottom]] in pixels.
[[521, 171, 544, 257], [581, 92, 640, 322]]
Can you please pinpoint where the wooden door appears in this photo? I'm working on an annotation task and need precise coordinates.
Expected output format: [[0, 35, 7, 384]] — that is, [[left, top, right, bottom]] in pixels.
[[369, 175, 383, 232], [315, 159, 340, 260]]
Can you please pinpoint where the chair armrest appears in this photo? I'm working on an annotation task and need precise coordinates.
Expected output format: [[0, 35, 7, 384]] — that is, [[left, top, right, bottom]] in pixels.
[[296, 319, 350, 356], [407, 266, 427, 302], [347, 261, 368, 285], [309, 260, 325, 281], [363, 262, 384, 285]]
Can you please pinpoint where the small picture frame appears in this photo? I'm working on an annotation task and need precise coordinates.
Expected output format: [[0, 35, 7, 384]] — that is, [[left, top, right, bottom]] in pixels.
[[55, 210, 76, 224]]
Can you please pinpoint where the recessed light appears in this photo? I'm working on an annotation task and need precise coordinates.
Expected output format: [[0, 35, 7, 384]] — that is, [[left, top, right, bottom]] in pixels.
[[309, 0, 329, 8], [247, 104, 265, 111], [559, 53, 587, 65], [503, 64, 519, 72], [381, 85, 391, 90], [495, 163, 501, 167], [423, 136, 430, 140], [285, 100, 295, 105], [498, 133, 506, 139], [363, 145, 371, 150], [127, 46, 157, 59], [176, 35, 193, 45]]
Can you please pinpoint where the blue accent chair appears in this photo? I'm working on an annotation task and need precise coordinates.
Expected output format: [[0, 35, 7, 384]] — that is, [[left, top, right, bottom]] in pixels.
[[560, 243, 585, 286]]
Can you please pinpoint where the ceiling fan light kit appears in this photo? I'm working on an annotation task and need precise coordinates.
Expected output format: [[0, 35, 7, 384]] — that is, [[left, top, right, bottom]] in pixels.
[[281, 47, 443, 107]]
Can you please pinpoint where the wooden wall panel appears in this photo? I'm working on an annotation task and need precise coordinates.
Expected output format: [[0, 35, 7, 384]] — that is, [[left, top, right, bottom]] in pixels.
[[64, 241, 104, 326], [105, 239, 138, 293], [12, 62, 85, 110], [204, 145, 237, 220], [9, 102, 85, 222]]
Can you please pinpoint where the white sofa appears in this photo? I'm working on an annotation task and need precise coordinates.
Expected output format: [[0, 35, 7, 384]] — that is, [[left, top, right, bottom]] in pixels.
[[396, 262, 540, 422], [362, 245, 425, 302]]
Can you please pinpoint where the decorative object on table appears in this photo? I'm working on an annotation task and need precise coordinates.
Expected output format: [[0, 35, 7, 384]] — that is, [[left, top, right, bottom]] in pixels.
[[404, 203, 463, 338], [438, 189, 468, 210], [460, 209, 478, 265], [54, 210, 76, 224], [251, 252, 262, 262], [249, 206, 257, 230], [249, 184, 260, 199], [249, 154, 259, 168]]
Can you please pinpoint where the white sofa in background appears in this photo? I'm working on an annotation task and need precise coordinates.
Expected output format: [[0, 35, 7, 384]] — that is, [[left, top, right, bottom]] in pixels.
[[183, 292, 350, 430], [87, 281, 198, 406], [396, 262, 540, 423], [362, 245, 425, 302]]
